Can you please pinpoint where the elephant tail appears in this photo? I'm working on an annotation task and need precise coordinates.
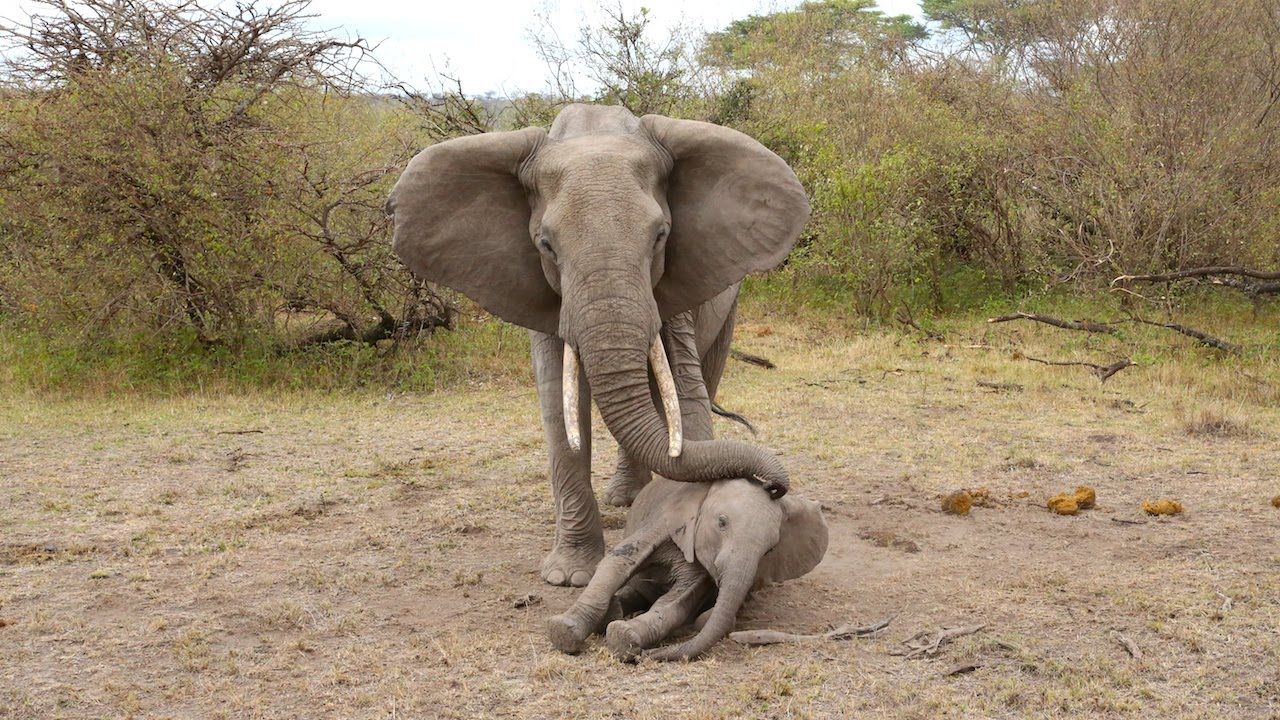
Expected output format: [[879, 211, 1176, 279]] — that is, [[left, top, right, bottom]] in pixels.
[[711, 402, 756, 436]]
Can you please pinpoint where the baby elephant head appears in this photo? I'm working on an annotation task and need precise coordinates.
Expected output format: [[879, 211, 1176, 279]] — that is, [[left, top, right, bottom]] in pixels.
[[660, 479, 828, 660]]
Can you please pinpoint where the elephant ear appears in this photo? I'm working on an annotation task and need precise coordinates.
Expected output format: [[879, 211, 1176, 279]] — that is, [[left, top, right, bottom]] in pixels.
[[671, 509, 701, 565], [387, 127, 559, 334], [757, 496, 829, 586], [640, 115, 810, 319]]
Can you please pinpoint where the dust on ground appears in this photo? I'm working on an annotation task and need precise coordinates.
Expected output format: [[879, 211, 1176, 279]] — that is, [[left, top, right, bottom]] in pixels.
[[2, 322, 1279, 719]]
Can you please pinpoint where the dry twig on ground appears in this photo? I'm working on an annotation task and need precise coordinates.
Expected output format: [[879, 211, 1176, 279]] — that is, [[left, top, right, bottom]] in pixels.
[[987, 312, 1117, 334], [729, 615, 896, 646], [1013, 353, 1134, 383], [1110, 630, 1143, 660], [896, 306, 945, 340], [730, 349, 776, 369], [1115, 266, 1280, 296], [895, 624, 987, 658], [1127, 316, 1241, 354]]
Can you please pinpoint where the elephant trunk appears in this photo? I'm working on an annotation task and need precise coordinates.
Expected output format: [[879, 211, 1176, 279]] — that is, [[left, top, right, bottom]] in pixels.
[[563, 336, 682, 457], [568, 294, 788, 496], [650, 557, 757, 661]]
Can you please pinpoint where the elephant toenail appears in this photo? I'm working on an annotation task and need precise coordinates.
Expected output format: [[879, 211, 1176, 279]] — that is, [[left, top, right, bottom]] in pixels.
[[547, 570, 566, 585], [569, 570, 592, 586]]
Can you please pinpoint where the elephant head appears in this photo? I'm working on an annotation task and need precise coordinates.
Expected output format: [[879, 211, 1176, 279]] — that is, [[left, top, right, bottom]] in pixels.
[[655, 478, 829, 661], [386, 104, 809, 493]]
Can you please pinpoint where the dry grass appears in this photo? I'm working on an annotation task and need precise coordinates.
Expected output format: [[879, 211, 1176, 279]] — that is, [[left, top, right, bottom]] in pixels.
[[2, 316, 1279, 719], [1179, 405, 1256, 438]]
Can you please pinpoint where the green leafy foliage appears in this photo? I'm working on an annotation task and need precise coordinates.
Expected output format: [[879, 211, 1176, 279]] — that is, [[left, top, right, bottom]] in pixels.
[[2, 0, 1277, 394], [0, 0, 448, 357]]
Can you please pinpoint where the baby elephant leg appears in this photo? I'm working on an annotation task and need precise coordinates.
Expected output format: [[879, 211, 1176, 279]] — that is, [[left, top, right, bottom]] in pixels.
[[547, 527, 664, 654], [606, 575, 714, 662]]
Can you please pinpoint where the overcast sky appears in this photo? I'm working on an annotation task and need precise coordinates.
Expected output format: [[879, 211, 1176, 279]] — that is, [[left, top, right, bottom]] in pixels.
[[0, 0, 925, 92]]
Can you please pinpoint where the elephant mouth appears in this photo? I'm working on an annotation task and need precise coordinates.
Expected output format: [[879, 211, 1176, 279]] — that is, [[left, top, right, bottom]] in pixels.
[[561, 334, 683, 459]]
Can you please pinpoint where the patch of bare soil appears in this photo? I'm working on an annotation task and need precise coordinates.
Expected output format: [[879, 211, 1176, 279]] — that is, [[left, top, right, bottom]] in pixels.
[[2, 330, 1279, 719]]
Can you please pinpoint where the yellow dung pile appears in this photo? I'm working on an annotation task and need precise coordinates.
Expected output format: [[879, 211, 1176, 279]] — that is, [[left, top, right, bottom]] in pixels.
[[1047, 486, 1097, 516], [941, 491, 972, 515], [1142, 499, 1184, 516]]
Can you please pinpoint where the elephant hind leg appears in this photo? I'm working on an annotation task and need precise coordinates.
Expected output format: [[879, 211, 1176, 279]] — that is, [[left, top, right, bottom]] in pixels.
[[604, 451, 651, 507], [606, 574, 713, 662]]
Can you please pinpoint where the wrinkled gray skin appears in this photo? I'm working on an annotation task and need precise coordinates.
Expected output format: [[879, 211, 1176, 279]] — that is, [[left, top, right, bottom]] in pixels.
[[386, 104, 810, 587], [547, 477, 828, 662]]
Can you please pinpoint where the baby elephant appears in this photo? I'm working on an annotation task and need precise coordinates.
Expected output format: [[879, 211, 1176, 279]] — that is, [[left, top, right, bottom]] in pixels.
[[547, 476, 828, 662]]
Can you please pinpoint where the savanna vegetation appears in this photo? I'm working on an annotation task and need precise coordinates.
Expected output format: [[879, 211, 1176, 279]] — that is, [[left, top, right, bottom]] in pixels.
[[4, 4, 1279, 718], [1, 0, 1275, 393]]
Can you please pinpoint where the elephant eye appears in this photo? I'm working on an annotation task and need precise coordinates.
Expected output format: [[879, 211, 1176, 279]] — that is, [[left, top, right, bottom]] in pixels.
[[716, 514, 728, 530], [655, 227, 669, 246], [538, 237, 556, 259]]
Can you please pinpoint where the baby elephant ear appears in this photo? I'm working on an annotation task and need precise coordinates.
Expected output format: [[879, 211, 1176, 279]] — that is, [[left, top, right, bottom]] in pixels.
[[387, 127, 559, 335], [671, 513, 700, 565], [757, 496, 829, 586], [640, 115, 810, 320]]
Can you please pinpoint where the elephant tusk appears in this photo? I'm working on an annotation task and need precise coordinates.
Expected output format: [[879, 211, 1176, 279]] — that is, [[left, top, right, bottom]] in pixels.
[[649, 334, 683, 458], [563, 342, 582, 452]]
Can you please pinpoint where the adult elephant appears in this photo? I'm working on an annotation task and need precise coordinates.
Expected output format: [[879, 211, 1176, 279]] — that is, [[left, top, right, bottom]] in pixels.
[[386, 104, 809, 586]]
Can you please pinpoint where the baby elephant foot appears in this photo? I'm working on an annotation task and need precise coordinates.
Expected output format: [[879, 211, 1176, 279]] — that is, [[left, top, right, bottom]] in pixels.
[[640, 644, 690, 663], [596, 595, 625, 634], [603, 462, 651, 508], [547, 614, 590, 654], [605, 620, 644, 663], [540, 541, 604, 587]]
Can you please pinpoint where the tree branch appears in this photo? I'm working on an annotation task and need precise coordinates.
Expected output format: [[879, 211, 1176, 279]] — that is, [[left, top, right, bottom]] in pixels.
[[988, 311, 1117, 334]]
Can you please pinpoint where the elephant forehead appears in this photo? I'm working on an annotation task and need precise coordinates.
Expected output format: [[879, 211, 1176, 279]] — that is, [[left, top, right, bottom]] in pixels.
[[548, 103, 640, 138], [707, 479, 784, 519], [535, 136, 665, 190]]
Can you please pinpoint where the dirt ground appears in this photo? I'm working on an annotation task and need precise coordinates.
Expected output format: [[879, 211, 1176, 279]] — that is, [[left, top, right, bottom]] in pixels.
[[3, 320, 1279, 719]]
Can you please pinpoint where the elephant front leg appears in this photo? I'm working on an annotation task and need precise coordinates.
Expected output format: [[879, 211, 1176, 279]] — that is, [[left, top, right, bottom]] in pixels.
[[547, 527, 666, 654], [606, 572, 714, 662], [531, 331, 603, 587]]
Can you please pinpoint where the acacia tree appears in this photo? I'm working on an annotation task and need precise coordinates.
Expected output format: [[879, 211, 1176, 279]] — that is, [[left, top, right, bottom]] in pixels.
[[523, 1, 701, 119], [0, 0, 446, 348]]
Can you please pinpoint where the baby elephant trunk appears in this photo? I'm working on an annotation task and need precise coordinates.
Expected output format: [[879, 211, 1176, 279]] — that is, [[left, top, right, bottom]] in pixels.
[[649, 557, 757, 661]]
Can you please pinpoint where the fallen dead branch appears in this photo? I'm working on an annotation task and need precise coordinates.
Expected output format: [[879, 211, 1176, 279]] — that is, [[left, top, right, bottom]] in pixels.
[[894, 624, 987, 659], [1208, 276, 1280, 296], [1128, 316, 1240, 354], [730, 349, 776, 369], [977, 380, 1023, 392], [1115, 266, 1280, 283], [943, 661, 982, 677], [987, 312, 1116, 334], [729, 614, 896, 646], [1014, 353, 1134, 383], [215, 429, 265, 435], [1213, 592, 1233, 620], [1110, 630, 1143, 660], [1115, 267, 1280, 296], [896, 305, 945, 340]]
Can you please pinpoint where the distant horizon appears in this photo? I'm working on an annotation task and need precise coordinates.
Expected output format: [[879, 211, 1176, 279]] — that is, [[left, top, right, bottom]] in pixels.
[[0, 0, 925, 94]]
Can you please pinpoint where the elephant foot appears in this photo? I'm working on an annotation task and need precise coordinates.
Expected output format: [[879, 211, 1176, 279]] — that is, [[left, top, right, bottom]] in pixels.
[[603, 464, 651, 507], [547, 614, 589, 654], [540, 541, 604, 587], [641, 643, 693, 663], [596, 595, 625, 633], [605, 620, 643, 663]]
